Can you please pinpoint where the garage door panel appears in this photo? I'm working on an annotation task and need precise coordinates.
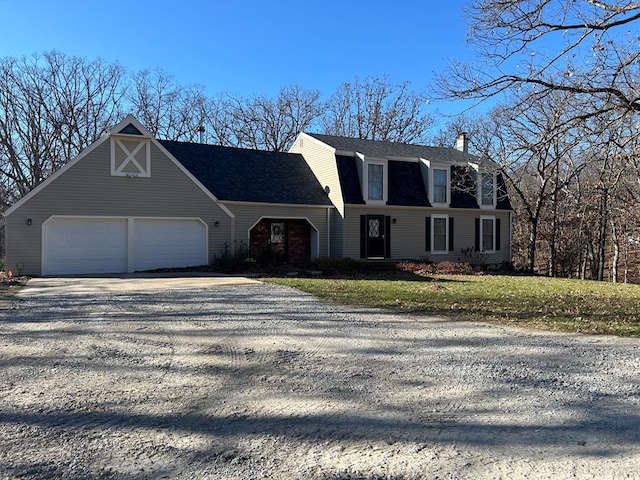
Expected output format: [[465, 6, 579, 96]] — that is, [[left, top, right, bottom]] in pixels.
[[44, 217, 207, 275], [44, 218, 128, 275], [134, 219, 206, 272]]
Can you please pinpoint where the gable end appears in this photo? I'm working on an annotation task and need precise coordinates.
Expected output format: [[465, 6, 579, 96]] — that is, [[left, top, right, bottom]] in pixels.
[[119, 123, 143, 135]]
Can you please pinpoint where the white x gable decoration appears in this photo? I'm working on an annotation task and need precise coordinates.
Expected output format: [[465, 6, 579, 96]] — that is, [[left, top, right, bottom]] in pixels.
[[111, 137, 151, 177]]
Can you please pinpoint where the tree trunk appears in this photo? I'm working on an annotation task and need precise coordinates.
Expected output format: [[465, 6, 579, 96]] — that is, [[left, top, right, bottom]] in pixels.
[[611, 219, 619, 283], [527, 220, 539, 274], [595, 189, 608, 281]]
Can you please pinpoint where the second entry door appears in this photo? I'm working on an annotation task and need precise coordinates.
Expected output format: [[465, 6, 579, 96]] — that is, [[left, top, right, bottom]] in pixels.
[[367, 215, 385, 258]]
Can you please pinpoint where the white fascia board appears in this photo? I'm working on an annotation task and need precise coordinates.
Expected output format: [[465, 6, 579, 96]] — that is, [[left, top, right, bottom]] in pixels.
[[221, 200, 334, 209], [360, 154, 388, 163]]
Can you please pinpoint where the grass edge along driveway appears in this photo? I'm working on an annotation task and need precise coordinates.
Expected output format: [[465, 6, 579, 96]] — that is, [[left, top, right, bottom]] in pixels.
[[264, 274, 640, 337]]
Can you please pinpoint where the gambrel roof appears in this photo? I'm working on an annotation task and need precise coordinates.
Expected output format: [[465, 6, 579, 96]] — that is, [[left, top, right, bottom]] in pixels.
[[305, 133, 511, 210]]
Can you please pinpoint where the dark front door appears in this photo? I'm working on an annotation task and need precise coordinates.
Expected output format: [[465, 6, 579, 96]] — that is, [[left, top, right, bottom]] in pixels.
[[367, 215, 385, 258]]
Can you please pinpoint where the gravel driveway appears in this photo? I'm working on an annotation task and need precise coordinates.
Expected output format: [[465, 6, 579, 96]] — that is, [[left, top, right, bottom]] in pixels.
[[1, 280, 639, 479]]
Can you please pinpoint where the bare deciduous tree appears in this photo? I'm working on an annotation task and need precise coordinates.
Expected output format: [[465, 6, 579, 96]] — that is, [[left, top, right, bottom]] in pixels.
[[0, 52, 125, 199], [215, 86, 323, 151], [573, 112, 640, 281], [128, 68, 209, 142], [438, 1, 640, 123], [322, 75, 434, 143], [478, 91, 585, 273], [432, 2, 640, 282]]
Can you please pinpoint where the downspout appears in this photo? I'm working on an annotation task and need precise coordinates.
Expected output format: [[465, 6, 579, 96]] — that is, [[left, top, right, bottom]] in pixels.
[[230, 216, 236, 246], [509, 211, 512, 266], [326, 207, 331, 258]]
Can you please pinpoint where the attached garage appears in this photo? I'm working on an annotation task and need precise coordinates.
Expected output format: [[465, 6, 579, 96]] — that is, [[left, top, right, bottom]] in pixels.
[[42, 216, 207, 276], [4, 115, 332, 276]]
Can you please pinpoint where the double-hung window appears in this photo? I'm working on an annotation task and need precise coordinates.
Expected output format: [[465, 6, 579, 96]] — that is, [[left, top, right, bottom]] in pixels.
[[479, 172, 495, 207], [480, 216, 495, 252], [367, 163, 384, 200], [433, 216, 447, 252], [429, 214, 450, 254], [431, 167, 449, 205]]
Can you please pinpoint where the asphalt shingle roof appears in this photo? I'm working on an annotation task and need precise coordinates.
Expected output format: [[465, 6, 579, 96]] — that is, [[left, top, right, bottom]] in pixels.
[[388, 161, 430, 206], [159, 140, 333, 206], [496, 174, 512, 210], [307, 133, 481, 165], [335, 155, 365, 204], [450, 165, 480, 209], [310, 133, 510, 210]]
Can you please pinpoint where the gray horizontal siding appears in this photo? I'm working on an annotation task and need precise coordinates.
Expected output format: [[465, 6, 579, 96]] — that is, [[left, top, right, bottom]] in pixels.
[[291, 135, 345, 214], [6, 140, 231, 275], [330, 210, 344, 258], [343, 206, 511, 264]]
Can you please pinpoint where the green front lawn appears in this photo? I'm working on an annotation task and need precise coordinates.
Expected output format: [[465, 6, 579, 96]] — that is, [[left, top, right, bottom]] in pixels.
[[264, 274, 640, 337]]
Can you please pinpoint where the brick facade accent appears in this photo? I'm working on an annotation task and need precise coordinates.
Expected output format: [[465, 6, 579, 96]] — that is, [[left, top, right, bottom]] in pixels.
[[249, 218, 311, 265]]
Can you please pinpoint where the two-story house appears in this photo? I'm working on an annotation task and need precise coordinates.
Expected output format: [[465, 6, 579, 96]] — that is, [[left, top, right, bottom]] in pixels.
[[289, 132, 512, 265], [3, 116, 512, 276]]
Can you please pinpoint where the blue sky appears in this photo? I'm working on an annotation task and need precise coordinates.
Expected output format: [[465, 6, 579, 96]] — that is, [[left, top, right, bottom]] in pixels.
[[0, 0, 474, 117]]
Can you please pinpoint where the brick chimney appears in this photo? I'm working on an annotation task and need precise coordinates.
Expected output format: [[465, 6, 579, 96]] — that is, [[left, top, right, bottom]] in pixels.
[[456, 132, 469, 153]]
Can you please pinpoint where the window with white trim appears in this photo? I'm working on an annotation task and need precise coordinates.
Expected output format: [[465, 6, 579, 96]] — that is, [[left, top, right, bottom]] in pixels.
[[479, 172, 496, 207], [432, 214, 449, 253], [364, 161, 387, 203], [480, 216, 495, 252], [367, 163, 384, 200], [431, 167, 449, 205]]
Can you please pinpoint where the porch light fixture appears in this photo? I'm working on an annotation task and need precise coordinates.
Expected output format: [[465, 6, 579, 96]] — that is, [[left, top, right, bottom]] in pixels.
[[26, 218, 32, 226], [214, 221, 220, 228]]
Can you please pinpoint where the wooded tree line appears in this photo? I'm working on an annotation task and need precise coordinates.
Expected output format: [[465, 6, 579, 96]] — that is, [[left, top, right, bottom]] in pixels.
[[3, 1, 640, 282], [436, 0, 640, 282], [0, 52, 433, 207]]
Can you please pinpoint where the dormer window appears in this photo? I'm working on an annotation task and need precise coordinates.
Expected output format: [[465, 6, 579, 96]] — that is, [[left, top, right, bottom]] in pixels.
[[430, 166, 450, 205], [479, 172, 496, 208], [364, 160, 387, 204], [368, 163, 384, 200]]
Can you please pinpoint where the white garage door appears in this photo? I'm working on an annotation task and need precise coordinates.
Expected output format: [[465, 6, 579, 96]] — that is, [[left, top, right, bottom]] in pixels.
[[44, 217, 128, 275], [43, 217, 207, 275], [133, 218, 207, 272]]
